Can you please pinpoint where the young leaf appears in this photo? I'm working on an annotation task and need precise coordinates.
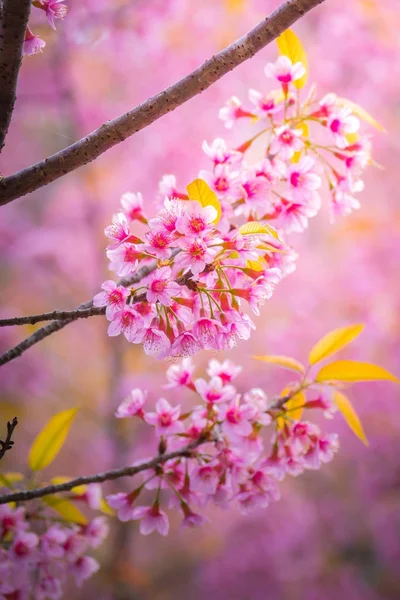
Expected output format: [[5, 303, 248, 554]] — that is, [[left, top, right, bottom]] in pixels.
[[276, 28, 308, 89], [315, 360, 399, 383], [29, 408, 78, 472], [238, 221, 279, 239], [336, 97, 385, 132], [277, 388, 305, 428], [308, 324, 364, 365], [333, 390, 368, 445], [0, 472, 24, 489], [186, 178, 221, 224], [253, 354, 305, 374], [42, 496, 87, 525], [245, 256, 267, 272]]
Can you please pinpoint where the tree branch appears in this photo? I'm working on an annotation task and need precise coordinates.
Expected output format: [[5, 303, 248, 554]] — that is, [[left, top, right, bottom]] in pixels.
[[0, 417, 18, 460], [0, 0, 326, 206], [0, 0, 31, 152], [0, 437, 205, 504], [0, 250, 188, 367]]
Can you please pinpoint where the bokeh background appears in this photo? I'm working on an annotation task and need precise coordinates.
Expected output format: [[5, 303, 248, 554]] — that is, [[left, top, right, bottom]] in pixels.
[[1, 0, 400, 598]]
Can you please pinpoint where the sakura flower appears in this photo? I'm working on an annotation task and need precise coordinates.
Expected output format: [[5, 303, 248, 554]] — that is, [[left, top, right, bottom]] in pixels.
[[23, 28, 46, 56], [39, 0, 68, 30], [200, 163, 240, 198], [190, 464, 220, 495], [131, 505, 169, 536], [278, 193, 321, 233], [202, 138, 242, 165], [93, 280, 130, 319], [175, 237, 217, 275], [106, 243, 142, 277], [120, 191, 146, 223], [327, 107, 360, 148], [107, 492, 139, 522], [84, 517, 109, 549], [70, 556, 99, 587], [10, 531, 38, 561], [158, 174, 187, 201], [144, 398, 184, 436], [330, 176, 363, 221], [219, 397, 255, 439], [107, 306, 143, 342], [143, 229, 173, 259], [104, 212, 133, 248], [135, 325, 171, 359], [303, 434, 340, 470], [270, 125, 303, 160], [176, 201, 216, 237], [264, 56, 306, 87], [40, 526, 67, 559], [195, 376, 235, 404], [115, 389, 146, 418], [165, 358, 195, 389], [248, 89, 283, 118], [239, 169, 273, 215], [180, 505, 207, 529], [146, 266, 180, 306], [206, 359, 242, 383], [219, 96, 254, 129], [287, 156, 321, 200], [235, 269, 282, 315], [171, 331, 201, 358], [192, 317, 223, 350]]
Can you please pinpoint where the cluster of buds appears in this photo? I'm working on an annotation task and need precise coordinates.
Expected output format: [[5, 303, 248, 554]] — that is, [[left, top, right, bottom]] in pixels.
[[0, 491, 108, 599], [106, 357, 339, 535], [97, 46, 375, 359], [23, 1, 68, 56]]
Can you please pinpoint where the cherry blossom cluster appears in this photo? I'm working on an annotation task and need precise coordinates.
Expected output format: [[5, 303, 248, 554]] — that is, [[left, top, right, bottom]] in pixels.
[[95, 188, 293, 359], [97, 52, 374, 360], [23, 1, 68, 56], [210, 54, 372, 226], [0, 487, 107, 599], [106, 357, 339, 535]]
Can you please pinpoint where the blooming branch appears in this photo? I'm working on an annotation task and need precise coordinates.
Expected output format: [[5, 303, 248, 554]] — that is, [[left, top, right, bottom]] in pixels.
[[0, 0, 326, 206], [0, 0, 32, 152]]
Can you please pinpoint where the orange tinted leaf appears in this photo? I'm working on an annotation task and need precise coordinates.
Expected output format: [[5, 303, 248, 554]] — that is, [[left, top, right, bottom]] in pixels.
[[29, 408, 78, 471], [315, 360, 399, 383], [186, 178, 221, 224]]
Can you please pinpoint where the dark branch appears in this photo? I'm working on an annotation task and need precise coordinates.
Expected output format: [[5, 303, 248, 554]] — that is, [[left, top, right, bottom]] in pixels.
[[0, 0, 326, 205], [0, 417, 18, 460], [0, 437, 204, 504], [0, 0, 31, 152]]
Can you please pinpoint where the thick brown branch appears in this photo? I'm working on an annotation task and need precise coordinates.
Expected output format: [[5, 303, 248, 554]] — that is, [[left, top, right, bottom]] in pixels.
[[0, 416, 18, 460], [0, 438, 204, 504], [0, 0, 325, 205], [0, 0, 31, 152]]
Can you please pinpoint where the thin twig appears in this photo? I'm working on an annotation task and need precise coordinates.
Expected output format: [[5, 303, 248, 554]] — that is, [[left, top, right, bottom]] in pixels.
[[0, 0, 31, 152], [0, 250, 188, 366], [0, 0, 326, 205], [0, 417, 18, 460], [0, 437, 205, 504]]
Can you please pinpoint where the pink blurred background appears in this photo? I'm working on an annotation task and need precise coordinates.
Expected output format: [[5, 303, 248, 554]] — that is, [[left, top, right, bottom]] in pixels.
[[1, 0, 400, 598]]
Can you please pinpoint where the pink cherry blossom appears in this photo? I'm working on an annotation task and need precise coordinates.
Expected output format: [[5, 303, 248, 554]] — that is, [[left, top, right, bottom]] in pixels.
[[202, 138, 242, 165], [270, 126, 303, 160], [70, 555, 99, 587], [206, 359, 242, 383], [131, 505, 169, 536], [145, 266, 180, 306], [39, 0, 68, 30], [120, 192, 146, 223], [176, 201, 217, 237], [93, 280, 130, 319], [23, 28, 46, 56], [104, 213, 132, 248], [144, 398, 184, 436], [165, 358, 195, 389], [175, 237, 218, 275], [264, 56, 306, 85], [115, 389, 146, 418], [194, 376, 235, 404], [218, 96, 254, 129], [287, 156, 322, 200], [327, 107, 360, 148], [190, 464, 220, 495], [107, 306, 143, 342]]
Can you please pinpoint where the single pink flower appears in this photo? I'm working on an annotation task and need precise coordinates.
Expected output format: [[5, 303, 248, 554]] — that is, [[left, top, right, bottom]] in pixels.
[[146, 266, 180, 306], [23, 27, 46, 56], [131, 505, 169, 536], [264, 55, 306, 85], [144, 398, 184, 436], [115, 389, 146, 418], [93, 280, 130, 319], [39, 0, 68, 30]]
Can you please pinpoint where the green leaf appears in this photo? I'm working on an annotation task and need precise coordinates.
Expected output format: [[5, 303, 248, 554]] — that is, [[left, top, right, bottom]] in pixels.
[[29, 408, 78, 471]]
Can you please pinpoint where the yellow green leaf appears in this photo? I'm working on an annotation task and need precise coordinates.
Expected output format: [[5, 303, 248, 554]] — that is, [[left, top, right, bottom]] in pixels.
[[245, 256, 267, 272], [0, 472, 24, 489], [276, 28, 308, 89], [309, 324, 364, 365], [253, 354, 305, 374], [43, 496, 87, 525], [285, 390, 306, 422], [29, 408, 78, 471], [186, 178, 221, 224], [315, 360, 399, 383], [333, 390, 368, 445], [238, 221, 279, 239], [336, 97, 385, 132]]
